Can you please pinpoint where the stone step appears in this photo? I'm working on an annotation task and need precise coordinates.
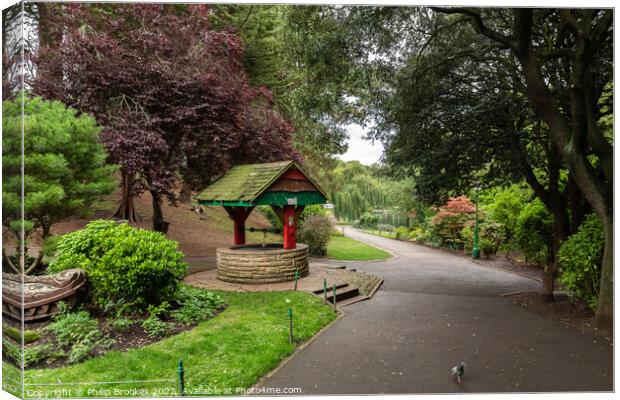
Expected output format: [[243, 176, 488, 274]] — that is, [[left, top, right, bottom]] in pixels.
[[326, 285, 360, 303], [336, 294, 370, 307], [309, 282, 349, 295]]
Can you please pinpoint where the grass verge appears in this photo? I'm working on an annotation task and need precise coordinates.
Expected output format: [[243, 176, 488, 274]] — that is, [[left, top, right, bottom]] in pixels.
[[21, 291, 336, 398], [359, 229, 398, 239], [3, 360, 22, 397], [326, 235, 391, 261]]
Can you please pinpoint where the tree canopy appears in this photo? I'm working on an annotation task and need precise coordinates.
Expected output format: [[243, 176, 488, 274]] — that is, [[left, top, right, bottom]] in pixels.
[[2, 96, 116, 273], [209, 5, 355, 168], [34, 4, 296, 231], [284, 6, 613, 331]]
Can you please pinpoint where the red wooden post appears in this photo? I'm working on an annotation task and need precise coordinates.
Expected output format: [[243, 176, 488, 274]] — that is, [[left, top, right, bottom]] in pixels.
[[233, 216, 246, 245], [283, 205, 297, 250], [224, 206, 254, 245]]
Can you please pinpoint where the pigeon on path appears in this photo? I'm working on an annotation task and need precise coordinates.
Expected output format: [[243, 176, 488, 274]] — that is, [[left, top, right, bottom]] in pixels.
[[451, 361, 466, 383]]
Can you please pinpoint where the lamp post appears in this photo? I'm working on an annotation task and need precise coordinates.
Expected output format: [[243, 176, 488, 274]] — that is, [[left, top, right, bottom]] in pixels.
[[472, 181, 481, 260]]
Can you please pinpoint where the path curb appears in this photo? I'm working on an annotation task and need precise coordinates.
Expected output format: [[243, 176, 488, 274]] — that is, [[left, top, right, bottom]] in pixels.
[[367, 276, 384, 298], [499, 289, 541, 297], [252, 308, 346, 389], [470, 259, 542, 283]]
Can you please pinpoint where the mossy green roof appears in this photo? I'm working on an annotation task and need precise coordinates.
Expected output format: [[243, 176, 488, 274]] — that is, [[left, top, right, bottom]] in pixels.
[[195, 160, 327, 205]]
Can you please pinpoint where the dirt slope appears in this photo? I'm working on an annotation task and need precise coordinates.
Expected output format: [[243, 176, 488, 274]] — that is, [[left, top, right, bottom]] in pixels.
[[6, 189, 278, 258]]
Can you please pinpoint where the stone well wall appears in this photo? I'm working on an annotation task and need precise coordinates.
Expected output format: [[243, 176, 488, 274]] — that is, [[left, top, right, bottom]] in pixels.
[[216, 243, 309, 284]]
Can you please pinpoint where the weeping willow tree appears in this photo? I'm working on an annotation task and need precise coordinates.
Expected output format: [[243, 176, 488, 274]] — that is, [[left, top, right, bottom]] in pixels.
[[333, 183, 388, 221], [328, 160, 411, 222]]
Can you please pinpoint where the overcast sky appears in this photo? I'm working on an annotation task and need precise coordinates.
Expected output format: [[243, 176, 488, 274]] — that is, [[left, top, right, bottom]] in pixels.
[[338, 123, 384, 166]]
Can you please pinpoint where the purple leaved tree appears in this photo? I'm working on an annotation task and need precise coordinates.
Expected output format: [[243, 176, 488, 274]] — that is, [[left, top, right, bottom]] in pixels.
[[34, 4, 297, 232]]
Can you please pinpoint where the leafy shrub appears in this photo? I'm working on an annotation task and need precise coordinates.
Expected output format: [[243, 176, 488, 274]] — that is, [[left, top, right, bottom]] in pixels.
[[171, 286, 225, 325], [299, 214, 333, 256], [24, 344, 64, 367], [3, 337, 63, 367], [2, 339, 21, 365], [141, 316, 174, 338], [558, 214, 604, 310], [459, 220, 505, 256], [49, 220, 188, 309], [147, 301, 171, 318], [110, 317, 134, 332], [408, 227, 425, 241], [102, 298, 134, 318], [140, 302, 175, 337], [479, 221, 506, 257], [479, 238, 495, 258], [46, 304, 98, 345], [460, 225, 474, 250], [430, 196, 476, 249], [395, 226, 410, 240], [45, 303, 115, 363], [419, 223, 444, 247], [140, 303, 174, 337], [300, 205, 329, 222], [354, 213, 380, 229], [487, 185, 529, 245], [515, 200, 551, 263]]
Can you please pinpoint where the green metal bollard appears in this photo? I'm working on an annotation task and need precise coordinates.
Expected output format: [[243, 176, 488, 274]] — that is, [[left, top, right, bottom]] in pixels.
[[288, 308, 294, 344], [332, 284, 337, 311], [294, 268, 299, 291], [472, 181, 481, 260], [323, 278, 328, 303], [178, 359, 185, 396]]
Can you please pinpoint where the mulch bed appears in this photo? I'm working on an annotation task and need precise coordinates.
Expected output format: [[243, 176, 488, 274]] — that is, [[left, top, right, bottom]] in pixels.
[[507, 292, 610, 340]]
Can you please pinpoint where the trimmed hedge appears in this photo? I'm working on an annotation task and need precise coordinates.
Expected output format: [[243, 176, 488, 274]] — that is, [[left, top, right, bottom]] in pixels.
[[49, 220, 187, 309]]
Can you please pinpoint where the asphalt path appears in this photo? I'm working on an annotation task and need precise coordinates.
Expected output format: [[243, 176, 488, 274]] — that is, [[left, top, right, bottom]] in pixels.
[[258, 228, 613, 394]]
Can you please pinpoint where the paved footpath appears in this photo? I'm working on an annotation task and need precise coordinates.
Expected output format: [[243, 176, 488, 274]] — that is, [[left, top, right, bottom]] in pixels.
[[258, 228, 613, 394]]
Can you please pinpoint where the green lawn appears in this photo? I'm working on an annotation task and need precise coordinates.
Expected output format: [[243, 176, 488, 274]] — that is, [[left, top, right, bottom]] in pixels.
[[16, 291, 336, 398], [326, 235, 392, 261], [360, 229, 398, 239], [2, 359, 22, 397]]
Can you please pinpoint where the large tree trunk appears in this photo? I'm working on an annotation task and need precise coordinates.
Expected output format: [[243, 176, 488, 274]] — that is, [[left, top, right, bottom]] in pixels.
[[180, 182, 193, 205], [595, 212, 613, 332], [37, 3, 52, 47], [567, 175, 589, 233], [113, 172, 139, 223], [522, 141, 570, 303], [542, 207, 571, 302], [512, 10, 613, 332], [151, 190, 169, 234], [37, 3, 64, 48]]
